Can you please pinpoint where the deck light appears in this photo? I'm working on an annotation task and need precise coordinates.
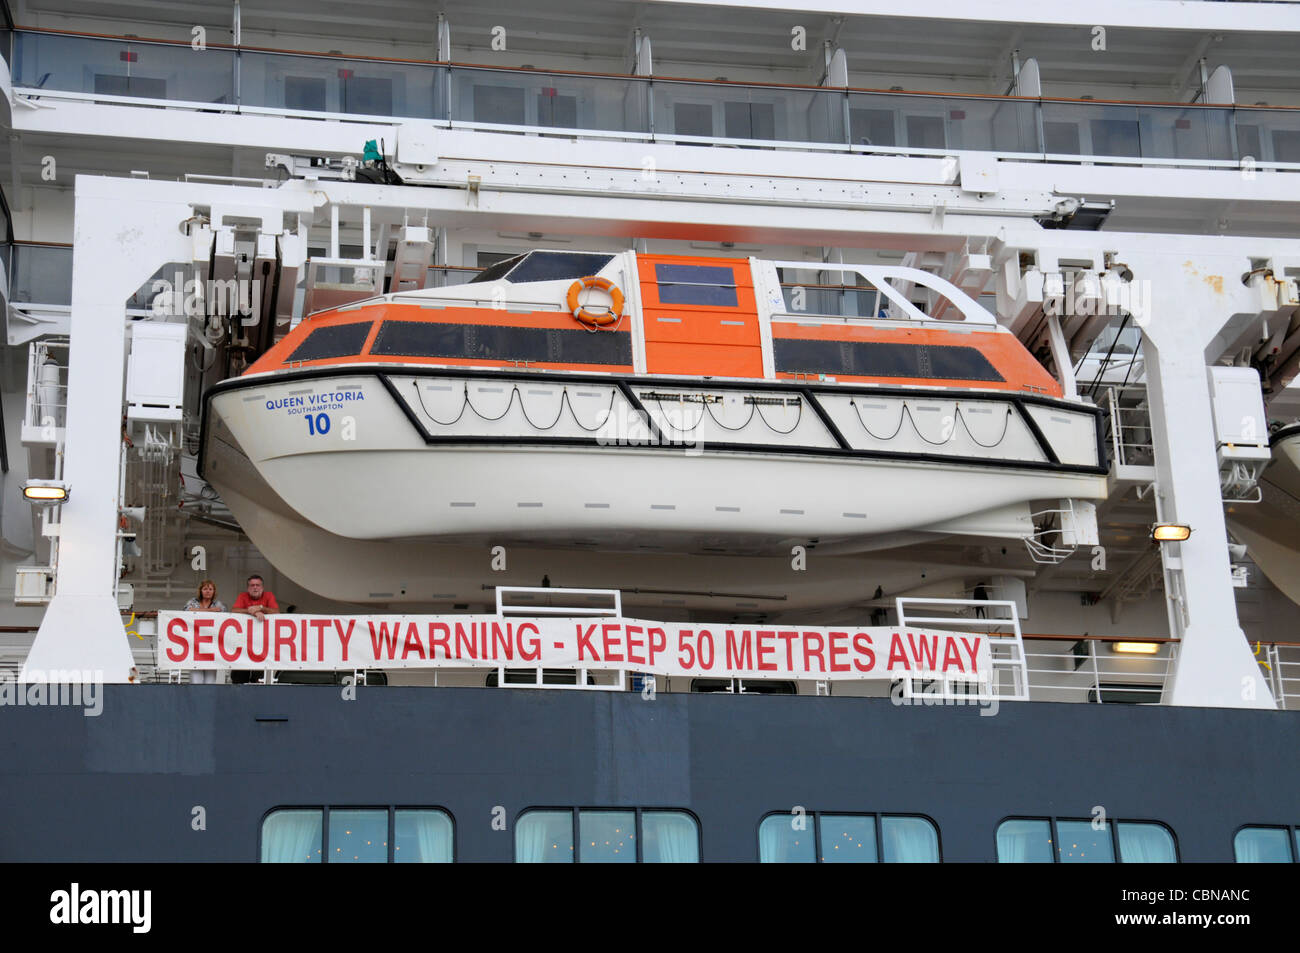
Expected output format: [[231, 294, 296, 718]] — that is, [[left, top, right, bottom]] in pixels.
[[22, 479, 70, 504], [1111, 641, 1161, 655], [1151, 523, 1191, 542]]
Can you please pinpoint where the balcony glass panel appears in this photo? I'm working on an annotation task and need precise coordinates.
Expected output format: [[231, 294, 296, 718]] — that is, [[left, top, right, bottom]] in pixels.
[[653, 80, 845, 144], [12, 32, 234, 104], [451, 66, 649, 133], [849, 92, 1037, 154], [1136, 105, 1235, 161], [240, 50, 441, 119], [1237, 109, 1300, 164], [12, 30, 1300, 171]]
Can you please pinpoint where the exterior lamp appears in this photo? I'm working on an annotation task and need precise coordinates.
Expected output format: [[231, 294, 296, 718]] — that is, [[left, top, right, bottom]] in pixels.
[[1110, 641, 1161, 655], [22, 479, 70, 505], [1151, 524, 1191, 542]]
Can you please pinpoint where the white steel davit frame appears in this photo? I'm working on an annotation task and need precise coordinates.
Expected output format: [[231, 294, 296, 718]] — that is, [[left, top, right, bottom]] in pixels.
[[19, 170, 1298, 711]]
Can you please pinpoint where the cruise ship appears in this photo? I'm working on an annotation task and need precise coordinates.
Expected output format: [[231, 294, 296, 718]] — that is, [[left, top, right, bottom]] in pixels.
[[1, 0, 1299, 866]]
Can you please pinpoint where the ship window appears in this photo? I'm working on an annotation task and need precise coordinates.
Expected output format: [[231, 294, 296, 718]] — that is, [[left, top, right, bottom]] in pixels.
[[654, 264, 739, 306], [760, 812, 939, 863], [394, 810, 454, 863], [261, 809, 323, 863], [286, 322, 372, 362], [1056, 819, 1114, 863], [370, 320, 632, 367], [261, 806, 453, 863], [1234, 826, 1296, 863], [486, 669, 596, 686], [1117, 822, 1178, 863], [819, 815, 878, 862], [690, 678, 795, 695], [998, 817, 1178, 863], [506, 252, 616, 283], [881, 815, 941, 862], [772, 338, 1004, 383], [996, 818, 1054, 863], [641, 811, 700, 863], [329, 809, 387, 863], [579, 810, 637, 863], [515, 808, 700, 862], [759, 814, 816, 863]]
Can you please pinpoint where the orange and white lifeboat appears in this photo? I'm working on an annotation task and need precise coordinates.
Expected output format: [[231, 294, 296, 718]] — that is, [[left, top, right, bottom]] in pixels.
[[201, 249, 1108, 610]]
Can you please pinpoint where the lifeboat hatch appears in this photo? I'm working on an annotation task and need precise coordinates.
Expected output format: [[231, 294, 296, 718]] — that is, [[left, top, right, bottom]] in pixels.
[[638, 255, 764, 377]]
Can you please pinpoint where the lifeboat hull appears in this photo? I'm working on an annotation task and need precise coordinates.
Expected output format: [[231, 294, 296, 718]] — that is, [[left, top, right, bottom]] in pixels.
[[202, 366, 1108, 609]]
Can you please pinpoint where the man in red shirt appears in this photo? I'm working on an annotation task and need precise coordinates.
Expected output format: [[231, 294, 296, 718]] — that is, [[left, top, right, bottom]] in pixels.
[[233, 574, 279, 618]]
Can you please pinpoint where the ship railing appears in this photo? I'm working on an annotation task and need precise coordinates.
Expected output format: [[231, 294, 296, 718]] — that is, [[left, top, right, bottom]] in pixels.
[[489, 587, 627, 691], [767, 261, 995, 326], [10, 28, 1300, 172], [1257, 641, 1300, 711], [894, 597, 1030, 702], [1020, 633, 1177, 704], [4, 624, 1295, 710]]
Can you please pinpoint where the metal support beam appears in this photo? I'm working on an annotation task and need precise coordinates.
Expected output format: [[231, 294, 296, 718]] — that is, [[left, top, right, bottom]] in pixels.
[[20, 176, 312, 683], [1129, 252, 1275, 708]]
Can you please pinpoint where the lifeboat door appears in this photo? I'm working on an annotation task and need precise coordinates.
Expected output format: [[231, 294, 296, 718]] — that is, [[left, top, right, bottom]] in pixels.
[[636, 256, 764, 378]]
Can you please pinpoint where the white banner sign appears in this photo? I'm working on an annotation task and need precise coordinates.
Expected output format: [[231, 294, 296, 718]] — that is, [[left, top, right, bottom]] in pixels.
[[158, 612, 991, 681]]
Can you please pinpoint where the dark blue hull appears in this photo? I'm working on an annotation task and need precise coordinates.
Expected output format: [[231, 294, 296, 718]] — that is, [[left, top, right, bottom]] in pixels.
[[0, 686, 1295, 862]]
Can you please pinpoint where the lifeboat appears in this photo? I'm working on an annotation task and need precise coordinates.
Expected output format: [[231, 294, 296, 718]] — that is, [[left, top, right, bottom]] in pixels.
[[200, 250, 1109, 612]]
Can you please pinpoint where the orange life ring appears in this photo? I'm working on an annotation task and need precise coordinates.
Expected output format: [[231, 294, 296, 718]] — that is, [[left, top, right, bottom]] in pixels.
[[566, 276, 624, 326]]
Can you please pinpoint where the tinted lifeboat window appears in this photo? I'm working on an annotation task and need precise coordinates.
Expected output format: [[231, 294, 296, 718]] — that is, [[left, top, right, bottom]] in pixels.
[[654, 264, 738, 306], [504, 251, 616, 283], [285, 322, 373, 362], [772, 339, 1004, 383], [468, 254, 526, 283], [370, 321, 632, 367], [468, 252, 615, 284]]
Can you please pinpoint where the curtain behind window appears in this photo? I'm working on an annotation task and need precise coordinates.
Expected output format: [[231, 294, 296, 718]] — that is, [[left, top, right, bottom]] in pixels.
[[996, 819, 1052, 863], [516, 811, 573, 863], [881, 816, 939, 862], [1117, 822, 1176, 863], [261, 810, 322, 863], [396, 810, 453, 863], [643, 811, 698, 863]]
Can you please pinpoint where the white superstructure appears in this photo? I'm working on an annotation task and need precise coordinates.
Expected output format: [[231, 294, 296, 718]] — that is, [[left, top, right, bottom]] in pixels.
[[2, 0, 1299, 708]]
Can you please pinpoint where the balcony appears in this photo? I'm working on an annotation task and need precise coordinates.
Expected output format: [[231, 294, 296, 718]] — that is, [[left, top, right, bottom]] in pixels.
[[8, 29, 1300, 171]]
